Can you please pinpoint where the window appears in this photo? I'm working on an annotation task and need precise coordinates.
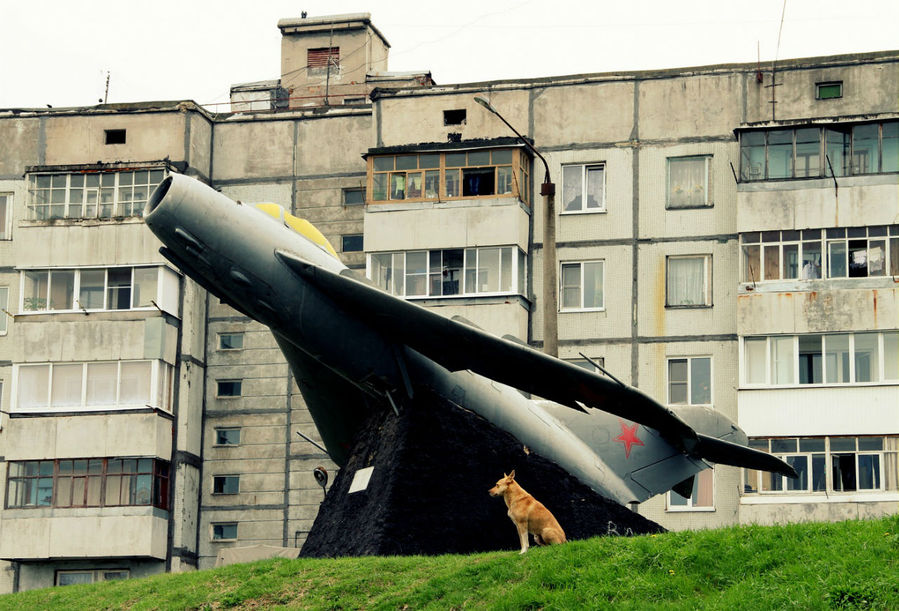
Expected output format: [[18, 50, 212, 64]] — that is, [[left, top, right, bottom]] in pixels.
[[56, 570, 129, 586], [568, 357, 605, 372], [216, 380, 242, 398], [743, 436, 898, 495], [667, 468, 713, 511], [667, 357, 712, 405], [307, 47, 339, 71], [20, 266, 177, 313], [6, 458, 169, 509], [369, 148, 530, 205], [13, 360, 173, 413], [215, 428, 241, 446], [562, 164, 605, 213], [816, 81, 842, 100], [667, 156, 711, 208], [104, 129, 126, 144], [218, 333, 244, 350], [342, 234, 363, 252], [0, 193, 10, 239], [739, 121, 899, 180], [213, 475, 239, 495], [741, 226, 899, 282], [212, 523, 238, 540], [742, 331, 899, 386], [666, 255, 710, 307], [560, 261, 604, 311], [443, 109, 466, 126], [27, 169, 165, 220], [0, 286, 7, 334], [369, 246, 524, 298], [343, 188, 365, 206]]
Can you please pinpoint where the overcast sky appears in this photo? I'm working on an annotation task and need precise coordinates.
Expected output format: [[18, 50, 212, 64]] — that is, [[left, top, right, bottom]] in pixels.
[[2, 0, 897, 110]]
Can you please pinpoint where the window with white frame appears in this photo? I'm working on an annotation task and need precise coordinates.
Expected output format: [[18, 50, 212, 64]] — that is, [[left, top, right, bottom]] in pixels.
[[27, 169, 166, 220], [560, 261, 604, 311], [667, 356, 711, 405], [56, 569, 130, 586], [666, 255, 710, 307], [19, 266, 178, 314], [667, 156, 711, 209], [742, 331, 899, 386], [562, 164, 605, 213], [743, 436, 898, 495], [0, 193, 11, 239], [13, 360, 174, 413], [667, 468, 714, 511], [741, 226, 899, 282], [0, 286, 8, 334], [369, 246, 524, 298]]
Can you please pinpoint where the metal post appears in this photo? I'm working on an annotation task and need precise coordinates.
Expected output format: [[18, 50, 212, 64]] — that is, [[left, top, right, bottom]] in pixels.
[[474, 97, 558, 357]]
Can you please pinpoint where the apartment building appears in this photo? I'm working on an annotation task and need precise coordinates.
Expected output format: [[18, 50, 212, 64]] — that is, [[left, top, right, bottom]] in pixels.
[[0, 11, 895, 592]]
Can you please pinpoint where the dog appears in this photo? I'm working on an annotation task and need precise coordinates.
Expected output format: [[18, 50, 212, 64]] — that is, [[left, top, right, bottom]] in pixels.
[[488, 470, 566, 554]]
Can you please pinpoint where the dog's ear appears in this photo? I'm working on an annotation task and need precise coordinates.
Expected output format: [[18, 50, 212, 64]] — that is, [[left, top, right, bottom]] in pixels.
[[509, 469, 516, 479]]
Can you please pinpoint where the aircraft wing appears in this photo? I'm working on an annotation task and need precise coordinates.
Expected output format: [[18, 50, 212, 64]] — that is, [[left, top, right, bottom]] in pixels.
[[276, 249, 700, 453]]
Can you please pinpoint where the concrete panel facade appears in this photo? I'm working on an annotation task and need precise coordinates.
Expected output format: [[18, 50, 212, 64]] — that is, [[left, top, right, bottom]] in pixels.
[[3, 412, 172, 460], [0, 513, 168, 560]]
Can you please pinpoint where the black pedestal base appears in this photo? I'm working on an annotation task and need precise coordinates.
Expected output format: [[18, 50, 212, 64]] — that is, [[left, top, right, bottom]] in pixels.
[[300, 389, 664, 558]]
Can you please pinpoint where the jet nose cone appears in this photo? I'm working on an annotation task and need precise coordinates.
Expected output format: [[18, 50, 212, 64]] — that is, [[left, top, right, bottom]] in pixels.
[[145, 175, 173, 219]]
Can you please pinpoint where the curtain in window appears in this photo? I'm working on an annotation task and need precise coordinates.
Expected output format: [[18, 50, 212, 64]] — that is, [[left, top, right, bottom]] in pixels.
[[668, 158, 707, 208], [667, 257, 704, 305]]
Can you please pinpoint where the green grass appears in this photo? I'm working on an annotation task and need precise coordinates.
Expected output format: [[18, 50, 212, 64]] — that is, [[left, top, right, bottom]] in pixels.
[[2, 515, 898, 610]]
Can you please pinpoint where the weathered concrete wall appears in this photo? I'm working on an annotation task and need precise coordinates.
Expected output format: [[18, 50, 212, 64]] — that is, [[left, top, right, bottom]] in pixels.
[[744, 55, 899, 124], [638, 72, 743, 140], [737, 177, 899, 233], [365, 201, 529, 252], [4, 412, 172, 460], [637, 239, 739, 339], [15, 221, 165, 268], [737, 286, 899, 336], [42, 112, 187, 167], [376, 90, 531, 148], [14, 558, 164, 593], [638, 142, 738, 239], [0, 512, 168, 560], [534, 81, 635, 147], [556, 146, 634, 243], [280, 27, 384, 106], [739, 498, 899, 526], [0, 118, 41, 176]]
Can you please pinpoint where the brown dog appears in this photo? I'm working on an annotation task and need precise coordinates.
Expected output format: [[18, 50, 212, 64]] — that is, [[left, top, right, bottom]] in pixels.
[[488, 470, 566, 554]]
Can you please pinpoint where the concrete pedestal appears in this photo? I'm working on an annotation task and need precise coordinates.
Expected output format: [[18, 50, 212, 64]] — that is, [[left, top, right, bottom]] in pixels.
[[300, 389, 663, 557]]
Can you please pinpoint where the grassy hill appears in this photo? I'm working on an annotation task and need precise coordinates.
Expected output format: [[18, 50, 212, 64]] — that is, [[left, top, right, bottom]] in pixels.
[[2, 515, 897, 610]]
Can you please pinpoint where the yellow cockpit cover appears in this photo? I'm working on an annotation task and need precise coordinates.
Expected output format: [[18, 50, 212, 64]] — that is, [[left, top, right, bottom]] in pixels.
[[254, 203, 339, 259]]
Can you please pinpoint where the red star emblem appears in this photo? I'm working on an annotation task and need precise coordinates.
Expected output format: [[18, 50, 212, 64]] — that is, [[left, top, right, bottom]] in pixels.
[[614, 419, 644, 458]]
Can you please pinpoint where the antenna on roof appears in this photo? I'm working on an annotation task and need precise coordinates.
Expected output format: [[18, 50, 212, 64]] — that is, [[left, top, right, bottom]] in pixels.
[[103, 70, 110, 104], [767, 0, 788, 121]]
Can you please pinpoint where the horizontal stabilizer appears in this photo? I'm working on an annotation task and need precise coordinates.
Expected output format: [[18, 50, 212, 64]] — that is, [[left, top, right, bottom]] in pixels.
[[695, 434, 798, 478]]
